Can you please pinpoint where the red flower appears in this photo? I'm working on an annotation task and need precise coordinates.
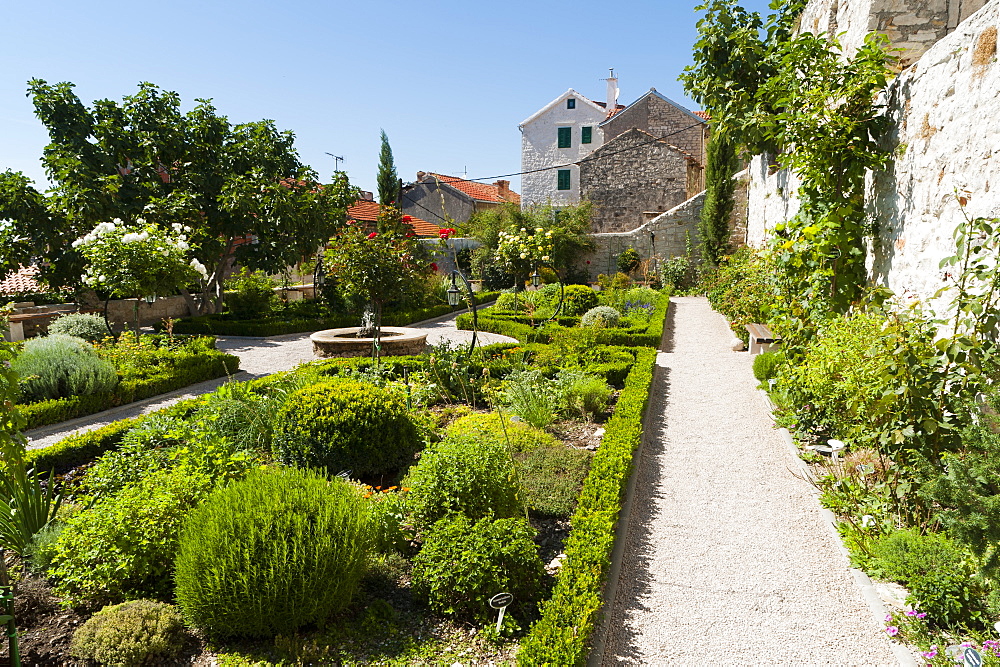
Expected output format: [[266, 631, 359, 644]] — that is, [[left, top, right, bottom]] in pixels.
[[367, 232, 378, 239], [402, 215, 413, 222], [430, 262, 439, 272], [405, 232, 415, 238], [438, 227, 457, 240]]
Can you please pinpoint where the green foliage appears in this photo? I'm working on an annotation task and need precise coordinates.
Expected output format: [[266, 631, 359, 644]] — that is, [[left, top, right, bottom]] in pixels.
[[517, 446, 591, 518], [700, 130, 738, 266], [495, 291, 520, 311], [561, 284, 599, 317], [47, 312, 110, 344], [703, 246, 774, 341], [616, 247, 641, 274], [870, 529, 987, 628], [273, 379, 420, 477], [518, 348, 656, 664], [48, 466, 216, 606], [13, 334, 117, 402], [194, 374, 310, 453], [377, 129, 400, 205], [752, 350, 785, 382], [411, 514, 544, 621], [445, 413, 558, 453], [70, 599, 187, 665], [555, 368, 612, 419], [497, 369, 561, 429], [581, 306, 622, 328], [174, 467, 371, 639], [224, 267, 277, 318], [403, 434, 523, 532]]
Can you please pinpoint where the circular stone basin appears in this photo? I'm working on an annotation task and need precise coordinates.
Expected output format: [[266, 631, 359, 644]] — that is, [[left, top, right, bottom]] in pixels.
[[310, 326, 429, 358]]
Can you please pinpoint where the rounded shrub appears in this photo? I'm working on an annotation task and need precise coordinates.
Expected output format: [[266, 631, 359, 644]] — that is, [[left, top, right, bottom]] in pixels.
[[174, 467, 371, 639], [12, 334, 117, 402], [403, 434, 523, 531], [272, 379, 420, 477], [446, 412, 558, 454], [752, 350, 786, 382], [617, 247, 641, 274], [412, 514, 544, 621], [70, 599, 186, 665], [581, 305, 622, 328], [47, 312, 110, 344], [560, 284, 599, 316], [224, 267, 277, 318]]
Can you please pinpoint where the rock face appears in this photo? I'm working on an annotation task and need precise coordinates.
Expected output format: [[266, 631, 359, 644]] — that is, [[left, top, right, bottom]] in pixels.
[[746, 0, 1000, 305]]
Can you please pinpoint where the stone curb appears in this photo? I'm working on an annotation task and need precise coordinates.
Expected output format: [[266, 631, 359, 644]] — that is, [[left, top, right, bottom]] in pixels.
[[757, 389, 918, 667]]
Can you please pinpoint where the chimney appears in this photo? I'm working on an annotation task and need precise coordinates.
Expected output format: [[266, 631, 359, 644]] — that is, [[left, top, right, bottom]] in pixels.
[[606, 68, 619, 109], [416, 171, 426, 181], [495, 180, 511, 200], [361, 191, 374, 202]]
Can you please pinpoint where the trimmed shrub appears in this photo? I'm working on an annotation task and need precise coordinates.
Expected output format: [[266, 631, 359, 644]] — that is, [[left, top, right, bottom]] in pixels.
[[403, 434, 523, 531], [272, 379, 420, 477], [13, 334, 117, 402], [174, 467, 371, 638], [411, 514, 544, 621], [752, 350, 785, 382], [445, 413, 558, 453], [617, 247, 641, 274], [224, 267, 277, 318], [70, 600, 186, 665], [581, 306, 622, 328], [560, 284, 599, 317], [47, 467, 215, 606], [47, 312, 111, 344], [517, 446, 592, 518]]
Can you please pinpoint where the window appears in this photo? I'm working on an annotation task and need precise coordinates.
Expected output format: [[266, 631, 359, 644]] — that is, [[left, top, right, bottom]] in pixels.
[[557, 169, 571, 190], [581, 126, 593, 144], [567, 98, 576, 109], [557, 126, 572, 148]]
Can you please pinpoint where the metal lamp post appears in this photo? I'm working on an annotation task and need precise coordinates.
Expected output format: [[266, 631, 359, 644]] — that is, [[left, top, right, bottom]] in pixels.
[[449, 269, 478, 357]]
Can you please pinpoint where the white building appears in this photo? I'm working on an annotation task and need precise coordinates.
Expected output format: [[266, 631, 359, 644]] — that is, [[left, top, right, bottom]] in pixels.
[[519, 74, 621, 207]]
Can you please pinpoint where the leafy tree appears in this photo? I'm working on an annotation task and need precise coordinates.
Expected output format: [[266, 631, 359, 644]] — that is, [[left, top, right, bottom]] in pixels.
[[376, 129, 400, 205], [0, 80, 356, 314], [699, 129, 738, 266]]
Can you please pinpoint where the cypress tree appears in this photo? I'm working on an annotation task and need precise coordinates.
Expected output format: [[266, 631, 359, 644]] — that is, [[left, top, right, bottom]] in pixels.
[[699, 128, 738, 266], [376, 129, 400, 205]]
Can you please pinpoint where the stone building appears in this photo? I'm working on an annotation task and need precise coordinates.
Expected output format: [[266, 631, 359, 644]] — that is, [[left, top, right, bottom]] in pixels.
[[580, 128, 704, 233], [600, 88, 709, 167], [401, 173, 520, 226]]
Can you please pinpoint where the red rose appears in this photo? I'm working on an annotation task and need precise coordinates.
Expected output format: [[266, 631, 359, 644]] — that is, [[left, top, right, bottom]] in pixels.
[[367, 232, 378, 239], [402, 215, 413, 222], [430, 262, 439, 272]]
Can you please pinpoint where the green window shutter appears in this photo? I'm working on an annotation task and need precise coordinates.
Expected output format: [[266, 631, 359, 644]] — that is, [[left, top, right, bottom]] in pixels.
[[558, 127, 572, 148], [582, 126, 593, 144], [557, 170, 571, 190]]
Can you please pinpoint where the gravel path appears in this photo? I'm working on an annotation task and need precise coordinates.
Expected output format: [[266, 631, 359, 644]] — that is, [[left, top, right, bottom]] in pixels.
[[24, 311, 515, 450], [600, 297, 899, 665]]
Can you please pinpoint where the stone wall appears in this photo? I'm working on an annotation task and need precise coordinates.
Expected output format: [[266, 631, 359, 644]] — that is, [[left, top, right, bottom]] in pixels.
[[798, 0, 988, 66], [601, 90, 709, 167], [745, 0, 1000, 304], [106, 295, 195, 331], [402, 180, 474, 226], [580, 129, 694, 234]]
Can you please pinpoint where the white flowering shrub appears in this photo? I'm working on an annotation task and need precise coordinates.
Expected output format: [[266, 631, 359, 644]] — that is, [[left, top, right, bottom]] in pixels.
[[495, 226, 554, 277], [74, 220, 206, 300]]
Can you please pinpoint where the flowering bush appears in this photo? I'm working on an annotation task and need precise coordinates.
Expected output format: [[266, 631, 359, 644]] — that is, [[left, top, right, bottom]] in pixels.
[[74, 220, 206, 300], [495, 226, 554, 277]]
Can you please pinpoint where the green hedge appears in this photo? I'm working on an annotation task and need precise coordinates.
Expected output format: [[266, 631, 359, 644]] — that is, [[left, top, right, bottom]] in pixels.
[[166, 293, 501, 337], [25, 398, 203, 475], [18, 350, 238, 431], [517, 347, 658, 665], [457, 296, 668, 348]]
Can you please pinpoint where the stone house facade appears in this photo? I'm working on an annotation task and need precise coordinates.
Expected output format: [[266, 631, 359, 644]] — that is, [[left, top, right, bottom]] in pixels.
[[580, 128, 703, 233], [599, 89, 710, 167], [401, 172, 520, 226]]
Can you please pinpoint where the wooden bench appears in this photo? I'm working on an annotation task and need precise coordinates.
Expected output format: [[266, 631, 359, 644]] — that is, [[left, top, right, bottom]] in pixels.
[[745, 323, 781, 355], [4, 307, 87, 342]]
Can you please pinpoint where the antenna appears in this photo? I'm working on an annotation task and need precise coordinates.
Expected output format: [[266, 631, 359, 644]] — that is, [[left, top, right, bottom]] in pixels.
[[325, 152, 344, 171]]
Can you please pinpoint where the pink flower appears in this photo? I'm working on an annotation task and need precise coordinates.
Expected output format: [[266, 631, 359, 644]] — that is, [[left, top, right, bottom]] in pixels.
[[884, 614, 893, 623], [367, 232, 378, 239], [921, 646, 937, 659], [885, 626, 899, 636]]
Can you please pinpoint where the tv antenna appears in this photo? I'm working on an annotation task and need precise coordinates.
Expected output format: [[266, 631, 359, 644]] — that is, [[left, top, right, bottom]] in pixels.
[[325, 152, 344, 171]]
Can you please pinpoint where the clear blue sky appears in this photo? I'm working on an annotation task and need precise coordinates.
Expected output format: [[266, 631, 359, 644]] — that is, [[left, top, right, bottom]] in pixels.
[[1, 0, 772, 197]]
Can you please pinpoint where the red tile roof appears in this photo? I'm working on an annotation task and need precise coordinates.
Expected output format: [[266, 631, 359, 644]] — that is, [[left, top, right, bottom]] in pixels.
[[347, 201, 440, 237], [0, 265, 43, 295], [425, 174, 521, 205], [694, 110, 711, 120]]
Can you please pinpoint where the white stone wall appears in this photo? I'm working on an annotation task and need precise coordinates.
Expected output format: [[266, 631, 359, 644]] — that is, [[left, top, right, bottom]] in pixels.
[[520, 91, 608, 207], [745, 0, 1000, 305]]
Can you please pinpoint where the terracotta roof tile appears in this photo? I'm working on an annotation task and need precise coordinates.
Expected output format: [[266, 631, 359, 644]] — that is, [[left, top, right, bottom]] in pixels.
[[0, 266, 43, 295], [426, 173, 521, 205], [347, 201, 440, 237], [694, 110, 711, 120]]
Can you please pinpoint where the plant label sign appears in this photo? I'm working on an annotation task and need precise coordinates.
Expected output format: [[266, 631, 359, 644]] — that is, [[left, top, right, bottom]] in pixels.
[[965, 648, 983, 667], [489, 592, 513, 631]]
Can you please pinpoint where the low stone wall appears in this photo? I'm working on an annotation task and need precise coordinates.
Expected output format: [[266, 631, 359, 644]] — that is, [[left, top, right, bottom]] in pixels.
[[105, 295, 195, 331]]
